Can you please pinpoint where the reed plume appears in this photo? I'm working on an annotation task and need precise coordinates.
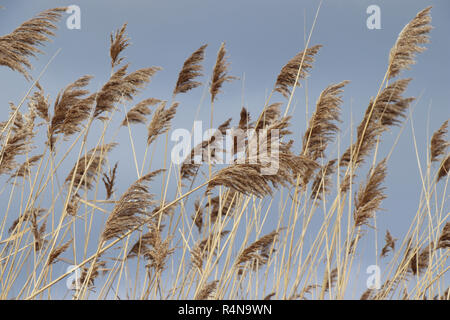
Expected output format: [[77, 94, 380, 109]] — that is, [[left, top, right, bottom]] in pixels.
[[101, 170, 163, 242], [275, 45, 322, 98], [48, 239, 72, 265], [48, 75, 95, 148], [380, 230, 396, 257], [430, 119, 448, 163], [65, 143, 117, 192], [310, 159, 336, 200], [437, 222, 450, 249], [102, 162, 118, 200], [0, 105, 36, 175], [180, 118, 231, 181], [174, 44, 207, 96], [28, 82, 50, 122], [236, 230, 279, 271], [0, 7, 66, 80], [147, 101, 178, 145], [388, 6, 432, 79], [195, 281, 218, 300], [437, 155, 449, 182], [409, 243, 432, 276], [302, 81, 349, 160], [122, 98, 160, 126], [94, 64, 161, 119], [9, 154, 43, 182], [110, 23, 130, 69], [210, 42, 236, 102], [191, 231, 229, 269], [192, 199, 203, 233], [128, 224, 174, 272], [341, 79, 414, 167], [354, 159, 387, 227]]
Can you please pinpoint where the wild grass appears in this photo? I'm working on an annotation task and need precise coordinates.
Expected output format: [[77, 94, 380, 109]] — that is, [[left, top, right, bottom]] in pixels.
[[0, 6, 448, 300]]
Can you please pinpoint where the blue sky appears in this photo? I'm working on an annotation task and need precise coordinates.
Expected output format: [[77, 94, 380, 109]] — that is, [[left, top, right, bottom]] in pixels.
[[0, 0, 448, 298]]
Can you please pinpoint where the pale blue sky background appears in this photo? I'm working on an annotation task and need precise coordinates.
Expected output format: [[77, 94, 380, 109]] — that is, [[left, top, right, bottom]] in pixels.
[[0, 0, 448, 298]]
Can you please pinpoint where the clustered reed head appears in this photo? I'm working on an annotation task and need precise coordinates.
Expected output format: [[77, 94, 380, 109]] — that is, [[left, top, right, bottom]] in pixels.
[[127, 224, 174, 273], [100, 169, 164, 242], [110, 23, 130, 69], [94, 64, 161, 120], [174, 44, 207, 96], [310, 159, 336, 200], [302, 80, 349, 161], [48, 75, 95, 149], [341, 78, 414, 167], [147, 101, 178, 145], [65, 143, 117, 192], [430, 119, 448, 163], [180, 117, 231, 182], [0, 7, 67, 80], [388, 6, 432, 79], [235, 230, 279, 272], [122, 98, 161, 126], [0, 105, 36, 176], [353, 159, 387, 227], [28, 82, 50, 122], [380, 230, 396, 257], [210, 42, 236, 103], [275, 44, 322, 98], [102, 162, 118, 200]]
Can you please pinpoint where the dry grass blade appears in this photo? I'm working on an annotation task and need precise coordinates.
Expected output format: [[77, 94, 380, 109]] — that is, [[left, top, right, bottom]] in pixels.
[[174, 44, 207, 95], [65, 143, 117, 192], [380, 230, 397, 257], [430, 119, 448, 163], [121, 98, 160, 126], [302, 81, 349, 160], [0, 7, 66, 80], [354, 159, 387, 227], [100, 169, 164, 242], [388, 6, 432, 79], [210, 42, 236, 102], [102, 162, 118, 200], [110, 23, 130, 69], [275, 45, 322, 98], [147, 101, 178, 145]]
